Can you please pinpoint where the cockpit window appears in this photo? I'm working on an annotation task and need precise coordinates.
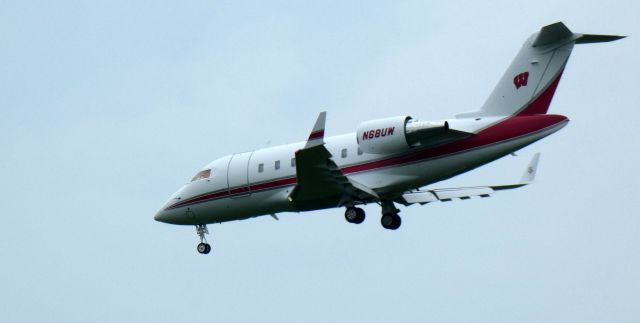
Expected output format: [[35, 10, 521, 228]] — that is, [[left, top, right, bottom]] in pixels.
[[191, 169, 211, 182]]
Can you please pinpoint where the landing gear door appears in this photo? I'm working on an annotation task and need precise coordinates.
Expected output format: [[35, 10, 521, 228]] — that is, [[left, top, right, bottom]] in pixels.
[[227, 152, 253, 197]]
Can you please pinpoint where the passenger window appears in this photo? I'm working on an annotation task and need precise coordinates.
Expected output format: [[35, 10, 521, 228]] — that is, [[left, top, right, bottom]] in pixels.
[[258, 163, 264, 173], [341, 148, 347, 158], [275, 160, 280, 170], [357, 147, 363, 155], [291, 158, 296, 167], [191, 169, 211, 182]]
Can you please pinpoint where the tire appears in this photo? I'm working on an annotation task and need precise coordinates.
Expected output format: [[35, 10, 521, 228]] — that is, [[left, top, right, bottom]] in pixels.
[[353, 208, 366, 224], [204, 243, 211, 254], [197, 242, 208, 254], [389, 214, 401, 230], [381, 213, 395, 229], [381, 213, 401, 230], [345, 207, 359, 223]]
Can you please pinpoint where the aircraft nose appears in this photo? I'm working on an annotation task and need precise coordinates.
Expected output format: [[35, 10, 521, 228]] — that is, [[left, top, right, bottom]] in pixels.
[[154, 207, 190, 225], [154, 210, 169, 223], [155, 191, 184, 224]]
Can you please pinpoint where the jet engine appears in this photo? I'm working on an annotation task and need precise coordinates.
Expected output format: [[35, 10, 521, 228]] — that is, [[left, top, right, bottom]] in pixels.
[[356, 116, 453, 154]]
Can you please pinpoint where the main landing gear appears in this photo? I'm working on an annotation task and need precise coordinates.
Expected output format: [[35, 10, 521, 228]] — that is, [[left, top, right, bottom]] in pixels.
[[345, 207, 366, 224], [343, 201, 402, 230], [195, 224, 211, 254], [380, 201, 401, 230]]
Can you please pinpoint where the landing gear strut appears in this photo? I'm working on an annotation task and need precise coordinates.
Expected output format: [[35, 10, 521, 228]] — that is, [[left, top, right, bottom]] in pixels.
[[345, 207, 366, 224], [195, 224, 211, 254], [380, 201, 401, 230]]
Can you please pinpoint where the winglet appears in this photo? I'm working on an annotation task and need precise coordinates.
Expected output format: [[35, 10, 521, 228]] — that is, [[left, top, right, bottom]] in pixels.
[[520, 153, 541, 184], [304, 111, 326, 148]]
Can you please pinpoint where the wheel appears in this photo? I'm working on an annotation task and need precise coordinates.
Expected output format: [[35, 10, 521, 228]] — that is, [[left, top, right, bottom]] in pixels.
[[197, 242, 208, 254], [345, 207, 366, 224], [345, 207, 359, 223], [381, 213, 401, 230], [389, 214, 401, 230], [353, 207, 366, 224], [381, 214, 394, 229]]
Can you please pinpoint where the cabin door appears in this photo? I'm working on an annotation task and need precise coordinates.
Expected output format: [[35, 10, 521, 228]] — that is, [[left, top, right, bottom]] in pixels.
[[227, 152, 253, 197]]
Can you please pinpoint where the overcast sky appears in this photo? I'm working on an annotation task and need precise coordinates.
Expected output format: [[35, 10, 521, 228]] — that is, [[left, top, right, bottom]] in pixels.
[[1, 1, 638, 322]]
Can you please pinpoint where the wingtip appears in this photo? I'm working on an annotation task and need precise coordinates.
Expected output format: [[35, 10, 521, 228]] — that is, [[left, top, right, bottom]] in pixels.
[[520, 153, 541, 184], [304, 111, 327, 148]]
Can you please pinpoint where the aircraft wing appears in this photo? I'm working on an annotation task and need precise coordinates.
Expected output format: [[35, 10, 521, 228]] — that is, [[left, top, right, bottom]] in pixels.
[[400, 153, 540, 205], [288, 112, 379, 210]]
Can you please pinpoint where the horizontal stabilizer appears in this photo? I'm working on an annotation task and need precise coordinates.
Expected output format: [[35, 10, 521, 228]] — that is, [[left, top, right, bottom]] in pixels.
[[533, 22, 626, 47], [575, 34, 626, 44]]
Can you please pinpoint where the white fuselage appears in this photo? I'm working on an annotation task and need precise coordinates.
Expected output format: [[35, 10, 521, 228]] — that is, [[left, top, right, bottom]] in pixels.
[[154, 116, 567, 225]]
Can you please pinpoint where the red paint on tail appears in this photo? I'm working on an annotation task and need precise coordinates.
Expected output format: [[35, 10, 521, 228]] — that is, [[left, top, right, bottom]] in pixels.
[[517, 70, 564, 115]]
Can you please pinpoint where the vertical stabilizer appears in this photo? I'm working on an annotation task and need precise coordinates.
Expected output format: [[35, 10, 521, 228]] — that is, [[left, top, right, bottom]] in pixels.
[[457, 22, 624, 118]]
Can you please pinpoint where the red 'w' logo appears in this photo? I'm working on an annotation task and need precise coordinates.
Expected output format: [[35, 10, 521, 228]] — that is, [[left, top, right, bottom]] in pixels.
[[514, 71, 529, 89]]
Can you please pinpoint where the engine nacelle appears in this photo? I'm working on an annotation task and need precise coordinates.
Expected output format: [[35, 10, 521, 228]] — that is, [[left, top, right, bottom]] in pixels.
[[357, 116, 410, 154], [356, 116, 450, 154]]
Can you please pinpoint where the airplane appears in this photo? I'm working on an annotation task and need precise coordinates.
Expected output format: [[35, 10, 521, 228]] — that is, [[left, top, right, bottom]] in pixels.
[[154, 22, 624, 254]]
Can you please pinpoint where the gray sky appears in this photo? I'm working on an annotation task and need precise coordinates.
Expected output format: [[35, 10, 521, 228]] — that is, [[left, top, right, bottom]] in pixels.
[[1, 1, 638, 322]]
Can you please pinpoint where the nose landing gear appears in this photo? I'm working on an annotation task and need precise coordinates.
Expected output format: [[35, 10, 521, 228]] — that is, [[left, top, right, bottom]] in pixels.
[[195, 224, 211, 254]]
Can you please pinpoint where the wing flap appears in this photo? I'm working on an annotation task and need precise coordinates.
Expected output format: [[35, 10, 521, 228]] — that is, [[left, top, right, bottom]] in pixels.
[[402, 187, 494, 204], [402, 191, 438, 204], [402, 153, 541, 205], [434, 187, 494, 200]]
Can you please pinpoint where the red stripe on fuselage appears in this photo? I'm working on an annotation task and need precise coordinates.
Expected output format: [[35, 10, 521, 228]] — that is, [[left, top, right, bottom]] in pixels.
[[166, 115, 567, 211], [166, 177, 297, 210], [250, 177, 297, 191]]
